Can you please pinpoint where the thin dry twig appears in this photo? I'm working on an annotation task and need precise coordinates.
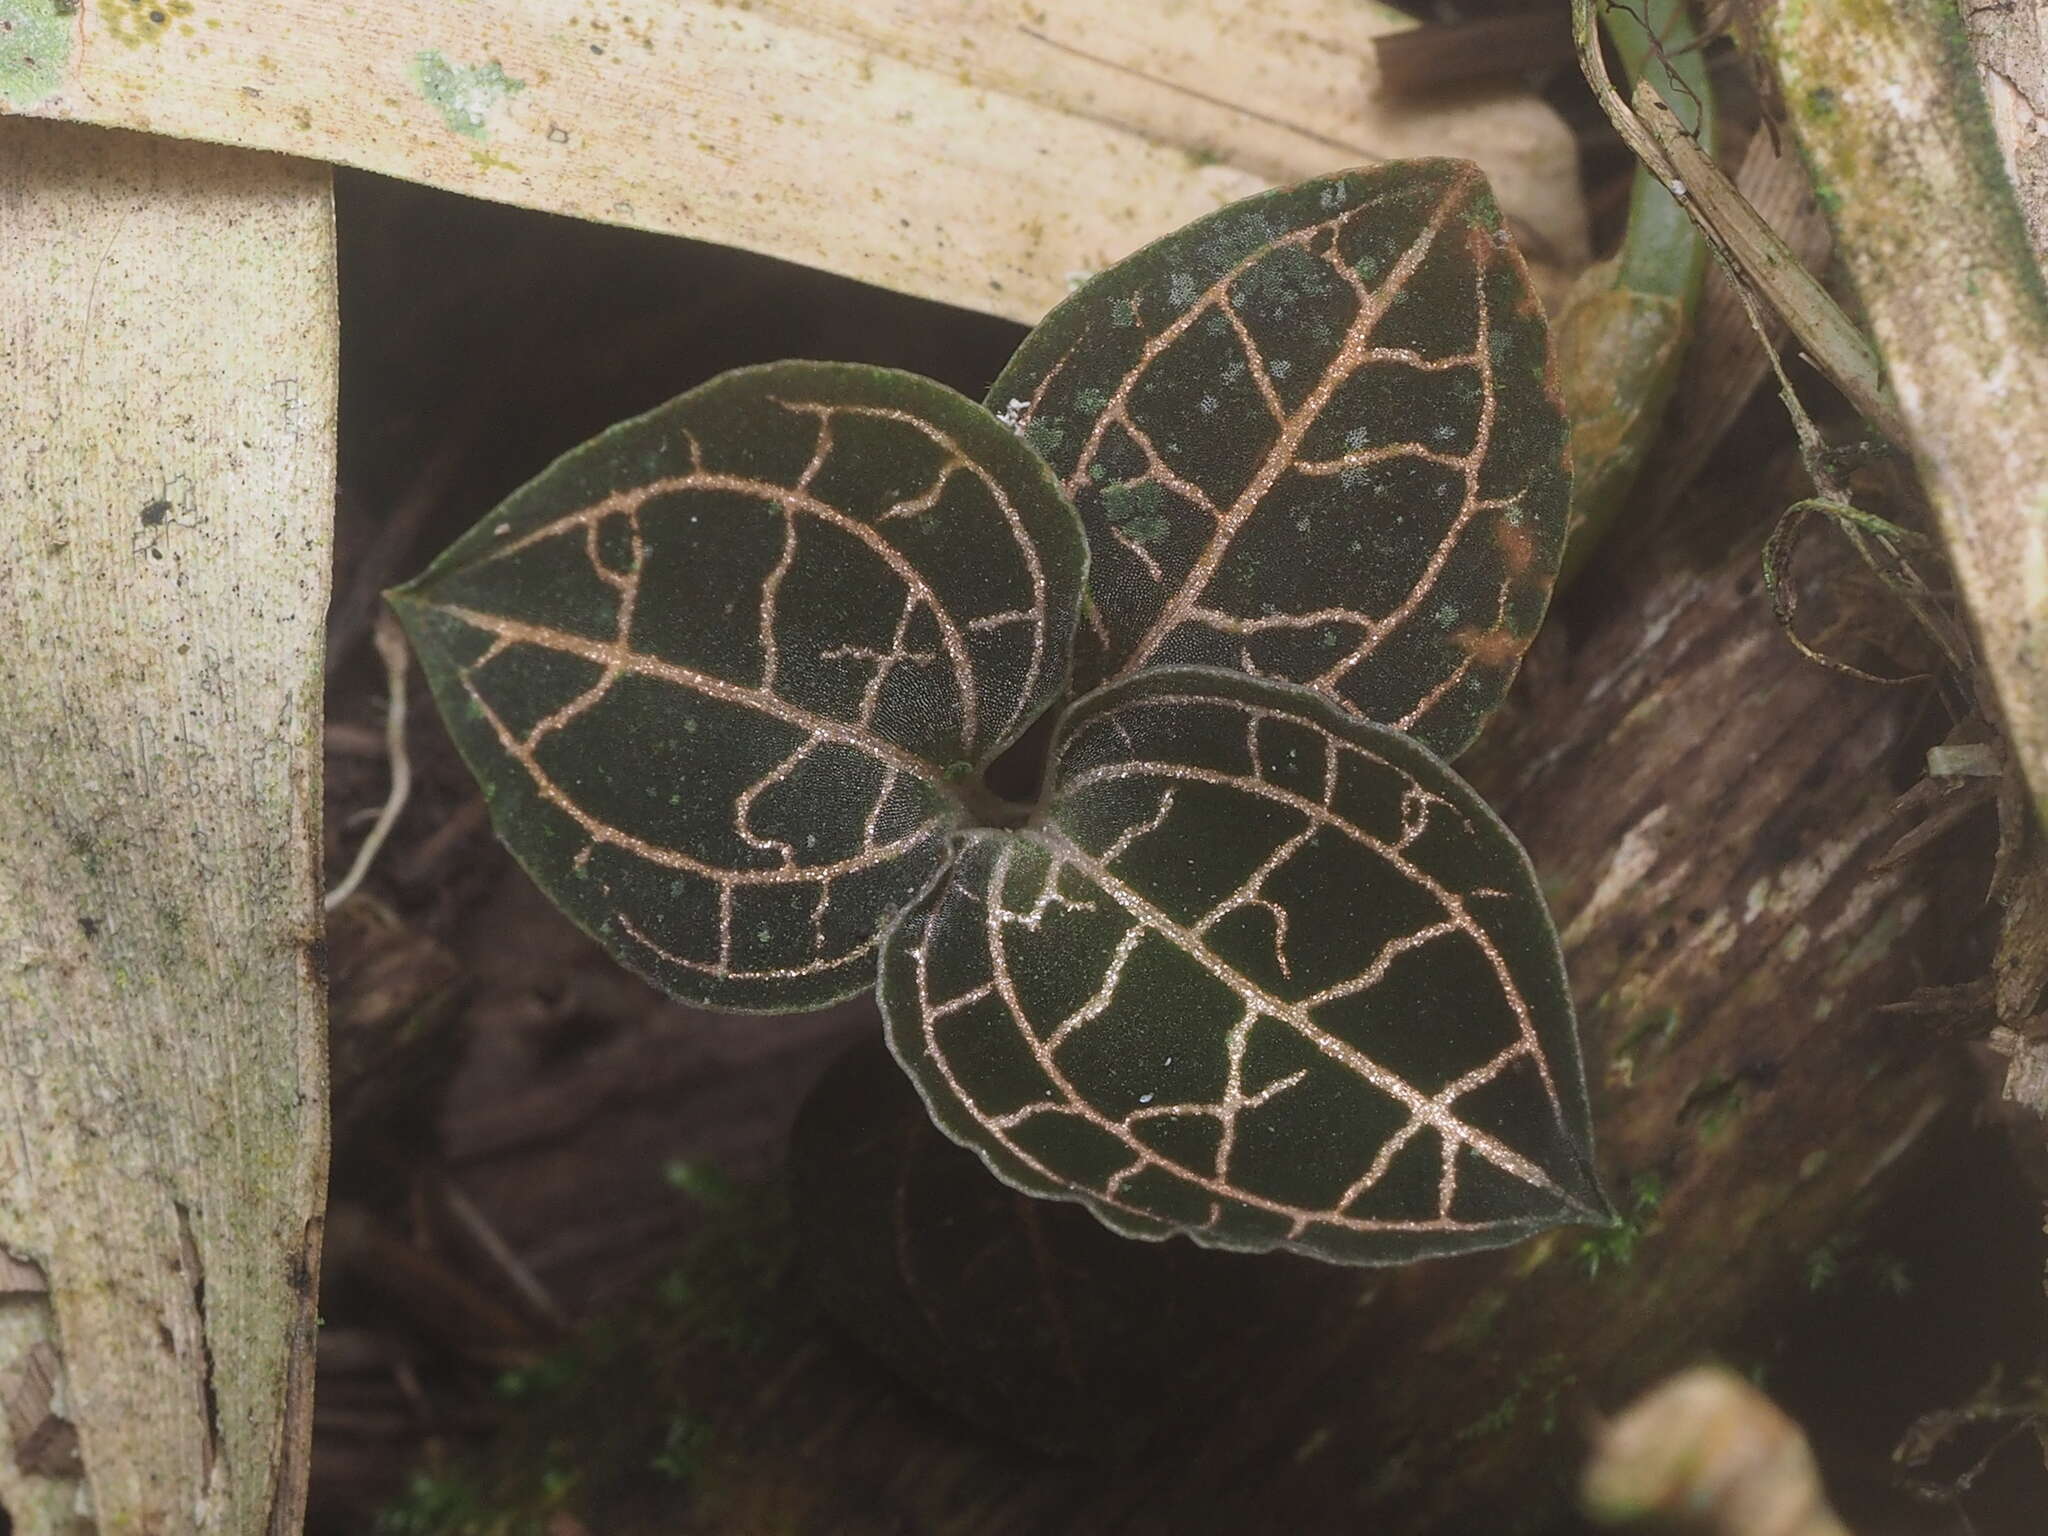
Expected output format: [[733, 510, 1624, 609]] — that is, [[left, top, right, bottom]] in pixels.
[[1571, 0, 1907, 448], [1894, 1366, 2048, 1518], [326, 609, 414, 912], [1574, 1, 1972, 703], [438, 1176, 571, 1332], [1654, 127, 1834, 507]]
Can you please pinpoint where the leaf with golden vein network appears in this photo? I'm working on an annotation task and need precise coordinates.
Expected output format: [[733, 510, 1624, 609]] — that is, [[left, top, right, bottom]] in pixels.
[[393, 362, 1087, 1012], [987, 159, 1570, 759], [879, 668, 1604, 1264]]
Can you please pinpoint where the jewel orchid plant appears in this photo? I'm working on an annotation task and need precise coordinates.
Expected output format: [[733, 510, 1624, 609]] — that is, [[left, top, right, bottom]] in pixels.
[[392, 158, 1608, 1266]]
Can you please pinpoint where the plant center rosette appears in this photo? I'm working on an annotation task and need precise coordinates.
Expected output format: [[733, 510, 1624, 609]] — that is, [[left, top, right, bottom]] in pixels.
[[393, 158, 1607, 1264]]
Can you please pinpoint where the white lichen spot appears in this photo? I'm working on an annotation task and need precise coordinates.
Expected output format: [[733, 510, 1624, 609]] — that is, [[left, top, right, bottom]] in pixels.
[[1879, 79, 1926, 126], [1697, 908, 1739, 958], [1564, 805, 1670, 946], [1743, 876, 1771, 923]]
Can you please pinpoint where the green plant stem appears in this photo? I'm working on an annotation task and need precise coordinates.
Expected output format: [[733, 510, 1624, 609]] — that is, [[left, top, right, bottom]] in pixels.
[[952, 775, 1037, 831], [1605, 0, 1713, 304], [1571, 0, 1907, 449], [1555, 0, 1714, 582]]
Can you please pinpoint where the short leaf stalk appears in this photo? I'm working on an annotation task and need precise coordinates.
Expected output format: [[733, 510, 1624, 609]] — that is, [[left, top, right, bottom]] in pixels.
[[949, 775, 1037, 832], [1555, 0, 1714, 580], [393, 160, 1609, 1267], [1607, 0, 1712, 306]]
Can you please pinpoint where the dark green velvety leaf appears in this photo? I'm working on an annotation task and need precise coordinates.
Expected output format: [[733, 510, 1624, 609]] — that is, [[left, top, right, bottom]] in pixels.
[[393, 361, 1087, 1013], [987, 159, 1569, 760], [879, 667, 1603, 1265]]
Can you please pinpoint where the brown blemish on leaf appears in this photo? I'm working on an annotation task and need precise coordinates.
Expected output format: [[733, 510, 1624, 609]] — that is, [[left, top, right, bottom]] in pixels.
[[1454, 626, 1525, 668], [1497, 520, 1537, 579]]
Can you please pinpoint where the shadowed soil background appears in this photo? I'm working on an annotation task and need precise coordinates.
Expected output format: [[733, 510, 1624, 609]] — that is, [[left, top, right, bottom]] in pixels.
[[313, 103, 2048, 1536]]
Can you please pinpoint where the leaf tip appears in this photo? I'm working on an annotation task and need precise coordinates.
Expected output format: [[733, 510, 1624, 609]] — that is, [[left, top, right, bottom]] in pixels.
[[1554, 1157, 1617, 1230]]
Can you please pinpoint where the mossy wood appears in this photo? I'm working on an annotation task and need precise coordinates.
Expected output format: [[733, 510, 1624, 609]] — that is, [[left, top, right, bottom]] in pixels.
[[393, 362, 1086, 1012], [987, 159, 1569, 759], [881, 669, 1603, 1264]]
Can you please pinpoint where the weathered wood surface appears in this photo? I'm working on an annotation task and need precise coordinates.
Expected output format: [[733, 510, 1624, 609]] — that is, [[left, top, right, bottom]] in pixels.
[[0, 119, 335, 1535], [1964, 0, 2048, 265], [0, 0, 1587, 325]]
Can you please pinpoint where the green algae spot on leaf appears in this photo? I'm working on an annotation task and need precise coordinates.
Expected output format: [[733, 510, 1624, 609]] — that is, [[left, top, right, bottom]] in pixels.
[[988, 159, 1570, 760], [879, 668, 1605, 1265], [392, 362, 1086, 1012]]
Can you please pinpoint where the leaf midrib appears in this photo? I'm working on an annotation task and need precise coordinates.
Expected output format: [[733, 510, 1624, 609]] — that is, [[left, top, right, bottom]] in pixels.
[[1036, 820, 1566, 1203], [1112, 169, 1480, 682], [423, 599, 957, 794]]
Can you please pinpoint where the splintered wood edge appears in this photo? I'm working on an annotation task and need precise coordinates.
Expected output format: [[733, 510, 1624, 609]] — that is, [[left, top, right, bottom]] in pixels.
[[0, 0, 1587, 324], [0, 120, 334, 1535]]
